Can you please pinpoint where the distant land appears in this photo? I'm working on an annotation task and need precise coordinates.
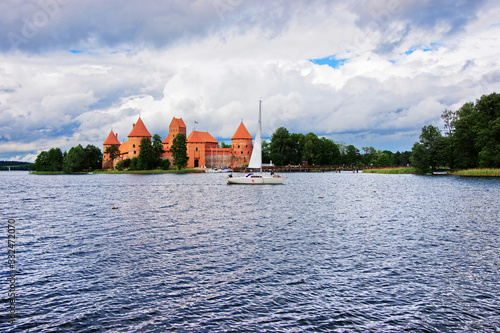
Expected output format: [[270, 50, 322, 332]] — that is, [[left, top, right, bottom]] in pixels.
[[0, 161, 33, 171]]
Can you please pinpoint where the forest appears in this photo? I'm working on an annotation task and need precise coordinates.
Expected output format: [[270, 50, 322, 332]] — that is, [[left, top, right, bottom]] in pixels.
[[411, 92, 500, 172], [262, 129, 410, 167]]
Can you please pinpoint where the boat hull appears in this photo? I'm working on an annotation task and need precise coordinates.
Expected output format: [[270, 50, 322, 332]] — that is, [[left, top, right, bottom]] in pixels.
[[226, 175, 286, 185]]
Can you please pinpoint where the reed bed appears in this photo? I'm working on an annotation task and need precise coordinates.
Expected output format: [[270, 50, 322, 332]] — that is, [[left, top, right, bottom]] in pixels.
[[452, 168, 500, 177], [362, 167, 419, 174]]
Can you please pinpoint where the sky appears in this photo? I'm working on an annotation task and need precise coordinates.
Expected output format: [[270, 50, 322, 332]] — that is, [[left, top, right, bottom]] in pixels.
[[1, 0, 500, 162]]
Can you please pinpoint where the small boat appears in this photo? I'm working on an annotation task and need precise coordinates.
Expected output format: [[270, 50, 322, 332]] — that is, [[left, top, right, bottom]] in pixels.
[[206, 167, 232, 173], [433, 171, 448, 175], [226, 172, 286, 184], [227, 101, 286, 185]]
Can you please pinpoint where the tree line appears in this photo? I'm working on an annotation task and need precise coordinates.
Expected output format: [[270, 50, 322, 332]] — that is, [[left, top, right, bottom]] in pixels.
[[411, 92, 500, 172], [0, 161, 32, 171], [262, 127, 411, 167], [31, 144, 102, 173]]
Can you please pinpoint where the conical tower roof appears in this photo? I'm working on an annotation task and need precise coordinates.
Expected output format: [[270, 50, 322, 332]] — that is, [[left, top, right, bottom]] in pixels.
[[231, 122, 253, 140], [103, 130, 121, 145], [128, 117, 152, 137]]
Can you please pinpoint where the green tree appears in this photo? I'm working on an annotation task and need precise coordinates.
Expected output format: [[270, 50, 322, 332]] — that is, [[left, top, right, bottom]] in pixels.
[[394, 151, 411, 166], [270, 127, 294, 165], [374, 152, 392, 166], [262, 140, 271, 164], [289, 133, 305, 165], [63, 144, 86, 173], [343, 145, 360, 165], [160, 159, 171, 170], [301, 132, 320, 164], [151, 134, 165, 168], [361, 146, 377, 165], [219, 141, 231, 148], [33, 151, 49, 171], [33, 147, 64, 171], [441, 109, 457, 168], [47, 148, 64, 171], [316, 137, 340, 165], [475, 93, 500, 167], [105, 144, 121, 166], [170, 133, 188, 170], [83, 144, 102, 171], [128, 157, 139, 171], [137, 137, 154, 170], [452, 101, 479, 168], [410, 125, 446, 172]]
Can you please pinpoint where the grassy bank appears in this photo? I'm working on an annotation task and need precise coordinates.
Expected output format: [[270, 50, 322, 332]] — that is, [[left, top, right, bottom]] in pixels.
[[30, 168, 205, 175], [29, 171, 66, 175], [362, 167, 420, 174], [452, 168, 500, 177]]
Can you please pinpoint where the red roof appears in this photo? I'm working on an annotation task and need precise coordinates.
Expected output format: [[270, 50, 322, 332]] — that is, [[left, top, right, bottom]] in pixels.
[[128, 117, 152, 137], [170, 117, 186, 128], [119, 141, 130, 154], [187, 131, 218, 143], [231, 122, 253, 140], [103, 130, 121, 145]]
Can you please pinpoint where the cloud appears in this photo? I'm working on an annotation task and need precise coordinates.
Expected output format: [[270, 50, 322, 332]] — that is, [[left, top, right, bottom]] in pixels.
[[1, 0, 500, 162]]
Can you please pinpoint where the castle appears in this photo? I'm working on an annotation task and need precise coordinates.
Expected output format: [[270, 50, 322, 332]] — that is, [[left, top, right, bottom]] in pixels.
[[102, 117, 253, 169]]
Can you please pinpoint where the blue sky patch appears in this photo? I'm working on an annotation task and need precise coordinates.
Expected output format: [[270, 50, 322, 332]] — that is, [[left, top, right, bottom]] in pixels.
[[404, 42, 441, 55], [310, 56, 347, 68]]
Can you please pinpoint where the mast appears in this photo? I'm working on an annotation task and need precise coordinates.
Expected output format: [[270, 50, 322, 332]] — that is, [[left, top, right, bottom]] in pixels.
[[247, 100, 262, 171], [258, 100, 262, 174]]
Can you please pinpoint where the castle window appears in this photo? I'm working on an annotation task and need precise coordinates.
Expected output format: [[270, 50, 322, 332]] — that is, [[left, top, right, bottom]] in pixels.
[[196, 147, 198, 151], [238, 145, 240, 148], [133, 144, 135, 148], [134, 151, 136, 154], [241, 151, 243, 155]]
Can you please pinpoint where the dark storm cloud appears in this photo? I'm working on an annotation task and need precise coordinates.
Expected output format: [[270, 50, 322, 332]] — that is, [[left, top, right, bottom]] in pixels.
[[350, 0, 487, 54], [0, 0, 307, 53]]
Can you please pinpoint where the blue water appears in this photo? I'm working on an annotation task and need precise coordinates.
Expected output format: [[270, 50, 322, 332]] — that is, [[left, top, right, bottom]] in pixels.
[[1, 171, 499, 332]]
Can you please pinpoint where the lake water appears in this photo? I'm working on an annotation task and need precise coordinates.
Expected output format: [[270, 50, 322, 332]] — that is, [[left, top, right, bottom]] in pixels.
[[1, 171, 499, 332]]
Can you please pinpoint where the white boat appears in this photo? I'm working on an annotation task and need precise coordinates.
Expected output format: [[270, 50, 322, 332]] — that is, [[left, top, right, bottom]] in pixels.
[[227, 101, 286, 185]]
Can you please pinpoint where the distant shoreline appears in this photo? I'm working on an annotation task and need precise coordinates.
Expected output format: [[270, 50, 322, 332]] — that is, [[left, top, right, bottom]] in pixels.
[[23, 167, 500, 176], [29, 168, 206, 175], [365, 167, 500, 177]]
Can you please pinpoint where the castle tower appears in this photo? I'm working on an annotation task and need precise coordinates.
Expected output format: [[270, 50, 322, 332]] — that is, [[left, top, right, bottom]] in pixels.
[[126, 117, 152, 159], [162, 117, 187, 153], [187, 131, 218, 168], [231, 122, 253, 167], [102, 130, 121, 169]]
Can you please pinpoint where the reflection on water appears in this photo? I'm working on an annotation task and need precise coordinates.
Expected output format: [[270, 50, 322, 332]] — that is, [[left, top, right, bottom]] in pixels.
[[1, 172, 499, 332]]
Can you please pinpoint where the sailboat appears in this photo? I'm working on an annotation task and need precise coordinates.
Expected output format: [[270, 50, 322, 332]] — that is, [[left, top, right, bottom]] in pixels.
[[226, 101, 286, 185]]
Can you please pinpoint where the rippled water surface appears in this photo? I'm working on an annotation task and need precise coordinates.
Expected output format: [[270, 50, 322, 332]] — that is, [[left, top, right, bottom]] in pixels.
[[1, 171, 499, 332]]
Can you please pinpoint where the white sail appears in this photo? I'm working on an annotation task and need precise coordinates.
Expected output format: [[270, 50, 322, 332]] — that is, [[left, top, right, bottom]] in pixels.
[[226, 100, 286, 184], [247, 100, 262, 170]]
